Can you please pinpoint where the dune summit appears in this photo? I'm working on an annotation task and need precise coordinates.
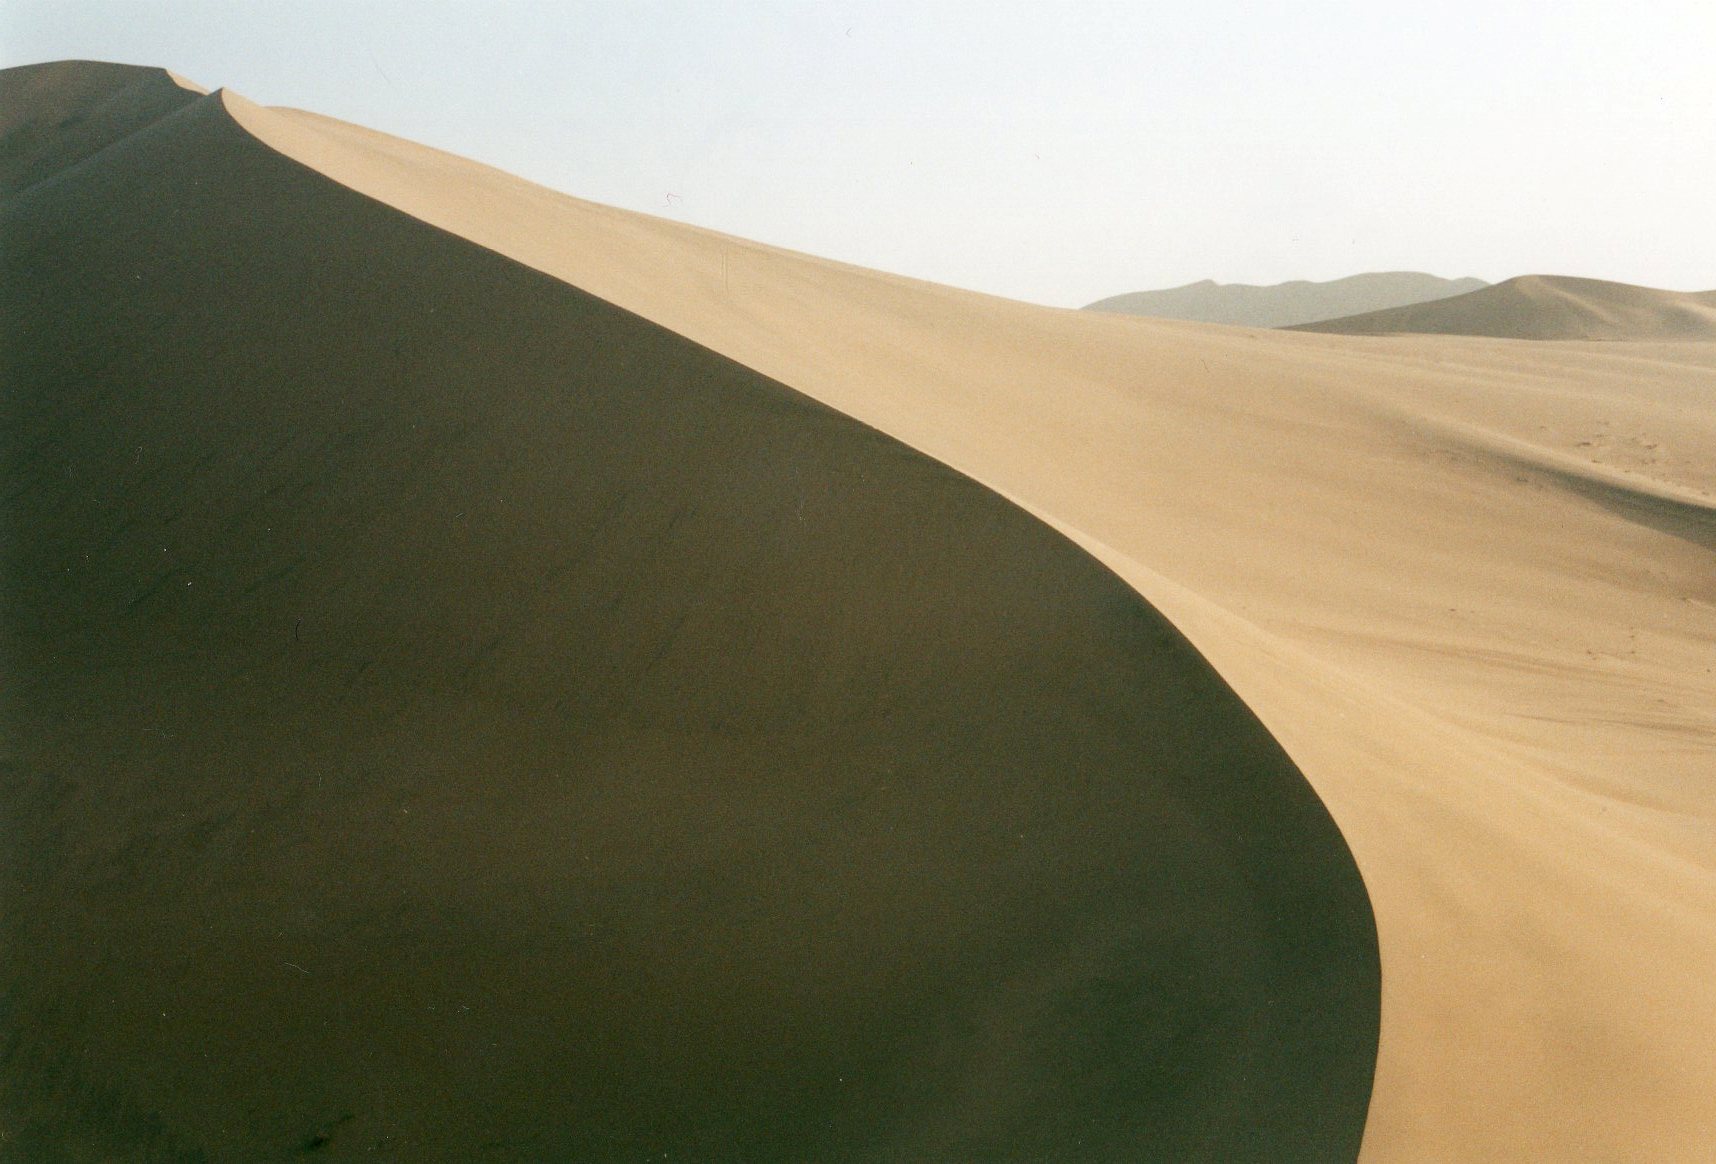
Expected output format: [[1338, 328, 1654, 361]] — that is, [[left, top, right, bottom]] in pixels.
[[0, 59, 203, 196], [3, 63, 1378, 1160], [1295, 273, 1716, 340], [1084, 272, 1487, 328]]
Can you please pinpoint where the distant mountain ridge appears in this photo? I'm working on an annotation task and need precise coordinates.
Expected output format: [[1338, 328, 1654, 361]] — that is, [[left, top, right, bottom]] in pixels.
[[1084, 272, 1488, 328], [1292, 274, 1716, 341]]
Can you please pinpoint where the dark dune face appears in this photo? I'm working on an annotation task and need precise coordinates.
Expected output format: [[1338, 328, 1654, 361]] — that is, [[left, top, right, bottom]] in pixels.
[[1, 66, 1379, 1161], [0, 60, 202, 197]]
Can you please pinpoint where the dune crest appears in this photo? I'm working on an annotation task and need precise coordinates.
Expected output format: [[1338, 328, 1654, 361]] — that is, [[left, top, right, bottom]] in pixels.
[[0, 60, 204, 196], [6, 59, 1716, 1160], [3, 63, 1378, 1159], [1295, 273, 1716, 339], [217, 87, 1716, 1162]]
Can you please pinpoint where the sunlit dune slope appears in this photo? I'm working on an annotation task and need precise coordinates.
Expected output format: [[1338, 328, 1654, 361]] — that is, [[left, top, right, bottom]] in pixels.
[[1295, 273, 1716, 339], [0, 66, 1378, 1160], [1085, 272, 1486, 328], [225, 89, 1716, 1161]]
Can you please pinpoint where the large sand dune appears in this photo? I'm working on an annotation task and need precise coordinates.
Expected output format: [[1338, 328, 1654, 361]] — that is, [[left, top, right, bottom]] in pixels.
[[1296, 273, 1716, 340], [2, 64, 1376, 1160], [5, 60, 1716, 1161], [1085, 272, 1487, 328], [226, 84, 1716, 1161]]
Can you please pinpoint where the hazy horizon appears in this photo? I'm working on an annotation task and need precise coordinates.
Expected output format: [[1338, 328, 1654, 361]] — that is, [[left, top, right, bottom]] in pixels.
[[3, 0, 1712, 307]]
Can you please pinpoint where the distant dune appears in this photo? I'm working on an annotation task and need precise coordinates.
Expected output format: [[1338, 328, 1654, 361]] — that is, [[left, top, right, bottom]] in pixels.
[[2, 62, 1376, 1160], [7, 59, 1716, 1163], [1295, 274, 1716, 339], [1084, 272, 1487, 327]]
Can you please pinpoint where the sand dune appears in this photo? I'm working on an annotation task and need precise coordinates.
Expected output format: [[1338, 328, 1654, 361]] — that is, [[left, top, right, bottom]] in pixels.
[[2, 64, 1377, 1160], [1085, 272, 1487, 328], [6, 60, 1716, 1162], [219, 87, 1716, 1162], [0, 60, 203, 197], [1296, 273, 1716, 339]]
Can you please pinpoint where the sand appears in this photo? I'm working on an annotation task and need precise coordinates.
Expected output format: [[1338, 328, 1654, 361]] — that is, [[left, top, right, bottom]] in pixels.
[[0, 59, 203, 197], [5, 60, 1715, 1160], [1085, 272, 1488, 328], [3, 65, 1375, 1160], [229, 88, 1716, 1161]]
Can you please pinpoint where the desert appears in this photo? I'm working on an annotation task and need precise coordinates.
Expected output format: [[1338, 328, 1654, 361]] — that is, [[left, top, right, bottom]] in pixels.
[[4, 50, 1714, 1162]]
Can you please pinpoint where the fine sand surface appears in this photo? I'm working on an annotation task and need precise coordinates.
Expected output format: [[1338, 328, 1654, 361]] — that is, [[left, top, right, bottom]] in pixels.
[[225, 88, 1716, 1161], [5, 60, 1716, 1161], [3, 65, 1378, 1160], [0, 59, 203, 196], [1296, 273, 1716, 340], [1085, 272, 1487, 328]]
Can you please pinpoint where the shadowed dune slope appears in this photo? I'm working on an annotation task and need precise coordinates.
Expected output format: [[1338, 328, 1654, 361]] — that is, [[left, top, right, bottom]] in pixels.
[[1295, 274, 1716, 339], [223, 88, 1716, 1161], [1085, 272, 1486, 328], [0, 72, 1379, 1160], [0, 60, 203, 197]]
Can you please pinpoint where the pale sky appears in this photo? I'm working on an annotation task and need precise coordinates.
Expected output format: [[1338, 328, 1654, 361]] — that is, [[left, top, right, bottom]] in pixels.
[[4, 0, 1713, 307]]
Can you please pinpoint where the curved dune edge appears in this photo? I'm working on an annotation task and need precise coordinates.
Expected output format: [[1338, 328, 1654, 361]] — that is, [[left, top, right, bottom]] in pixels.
[[164, 70, 208, 94], [2, 76, 1379, 1158], [217, 91, 1716, 1159]]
